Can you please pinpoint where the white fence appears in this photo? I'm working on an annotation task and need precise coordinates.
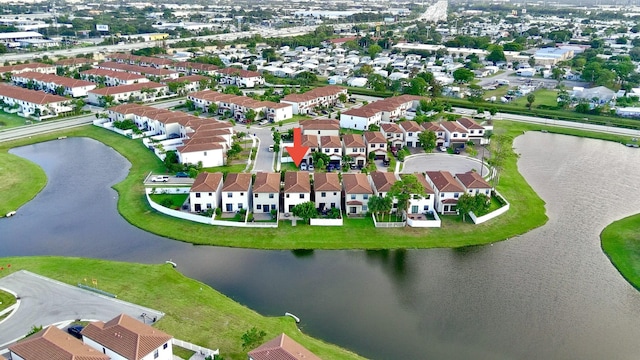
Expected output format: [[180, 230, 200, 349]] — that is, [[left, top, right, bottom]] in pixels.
[[372, 214, 405, 228], [93, 119, 144, 139], [310, 217, 343, 226], [406, 211, 442, 228], [172, 339, 219, 358], [146, 187, 190, 195], [469, 191, 510, 224]]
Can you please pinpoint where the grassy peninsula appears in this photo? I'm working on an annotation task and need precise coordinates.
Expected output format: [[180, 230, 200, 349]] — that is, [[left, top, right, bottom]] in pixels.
[[601, 214, 640, 290], [0, 257, 365, 360]]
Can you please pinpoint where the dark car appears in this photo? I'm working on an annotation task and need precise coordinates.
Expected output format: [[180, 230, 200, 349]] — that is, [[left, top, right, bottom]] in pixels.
[[454, 148, 461, 154], [390, 146, 398, 157], [383, 157, 390, 166], [176, 172, 189, 178], [348, 98, 357, 103], [67, 325, 83, 339]]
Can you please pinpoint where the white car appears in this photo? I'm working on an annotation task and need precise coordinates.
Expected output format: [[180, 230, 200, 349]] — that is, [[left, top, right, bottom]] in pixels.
[[300, 162, 308, 171], [151, 175, 169, 182], [308, 163, 315, 171], [439, 146, 447, 152]]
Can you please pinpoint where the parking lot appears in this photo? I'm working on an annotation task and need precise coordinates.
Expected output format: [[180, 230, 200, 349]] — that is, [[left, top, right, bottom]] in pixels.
[[0, 271, 163, 349]]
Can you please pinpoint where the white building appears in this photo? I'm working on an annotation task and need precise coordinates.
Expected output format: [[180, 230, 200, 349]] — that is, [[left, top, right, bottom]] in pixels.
[[283, 171, 311, 213], [221, 173, 253, 213], [342, 173, 373, 215], [405, 173, 436, 215], [399, 120, 423, 148], [0, 83, 72, 120], [342, 133, 367, 167], [12, 71, 96, 98], [425, 170, 465, 214], [217, 68, 265, 88], [189, 172, 223, 212], [313, 172, 341, 212], [9, 326, 109, 360], [364, 131, 388, 159], [252, 172, 281, 214], [86, 82, 168, 106]]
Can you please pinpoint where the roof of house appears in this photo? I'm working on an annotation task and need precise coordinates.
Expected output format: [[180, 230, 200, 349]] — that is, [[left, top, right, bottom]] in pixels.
[[176, 142, 225, 153], [217, 67, 261, 78], [320, 135, 342, 148], [314, 172, 341, 192], [299, 119, 340, 131], [421, 121, 443, 132], [425, 171, 465, 193], [456, 117, 484, 130], [370, 171, 398, 192], [80, 68, 148, 81], [284, 171, 311, 193], [342, 173, 373, 194], [455, 171, 492, 189], [247, 333, 321, 360], [222, 173, 252, 192], [399, 120, 423, 133], [80, 314, 172, 360], [190, 172, 223, 193], [9, 326, 110, 360], [0, 83, 68, 105], [56, 58, 95, 66], [13, 71, 96, 89], [97, 61, 177, 76], [440, 121, 468, 134], [253, 172, 281, 193], [380, 123, 402, 134], [175, 62, 219, 72], [88, 82, 166, 96], [162, 74, 208, 84], [281, 85, 345, 103], [402, 173, 434, 194], [301, 134, 319, 148], [364, 131, 386, 144], [0, 62, 54, 73], [342, 133, 365, 148]]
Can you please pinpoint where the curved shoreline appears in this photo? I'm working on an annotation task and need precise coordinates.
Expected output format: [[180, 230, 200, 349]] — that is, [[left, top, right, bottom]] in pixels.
[[601, 213, 640, 291], [0, 120, 633, 249]]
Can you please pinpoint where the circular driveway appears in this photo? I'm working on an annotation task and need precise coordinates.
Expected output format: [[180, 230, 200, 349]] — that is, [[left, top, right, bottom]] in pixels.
[[402, 153, 490, 177]]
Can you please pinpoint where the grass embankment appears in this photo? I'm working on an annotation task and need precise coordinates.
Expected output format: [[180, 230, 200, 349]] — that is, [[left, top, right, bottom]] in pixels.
[[0, 121, 636, 249], [0, 288, 17, 312], [601, 214, 640, 291], [0, 257, 364, 360], [0, 112, 29, 130], [0, 152, 47, 215]]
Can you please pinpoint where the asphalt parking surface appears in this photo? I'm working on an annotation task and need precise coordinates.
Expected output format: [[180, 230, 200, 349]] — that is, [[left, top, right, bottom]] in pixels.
[[402, 153, 490, 177], [0, 270, 163, 349]]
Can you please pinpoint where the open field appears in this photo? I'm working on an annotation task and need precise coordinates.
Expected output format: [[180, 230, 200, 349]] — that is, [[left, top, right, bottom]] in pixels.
[[0, 257, 364, 360], [512, 89, 559, 109], [0, 152, 47, 215], [0, 112, 29, 130]]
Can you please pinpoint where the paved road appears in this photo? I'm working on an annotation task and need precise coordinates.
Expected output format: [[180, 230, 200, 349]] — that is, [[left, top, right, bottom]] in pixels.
[[0, 270, 163, 349], [402, 153, 490, 177], [0, 115, 95, 143]]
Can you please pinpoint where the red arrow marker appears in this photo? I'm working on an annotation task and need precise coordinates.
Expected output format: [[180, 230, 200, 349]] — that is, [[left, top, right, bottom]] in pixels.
[[286, 127, 309, 167]]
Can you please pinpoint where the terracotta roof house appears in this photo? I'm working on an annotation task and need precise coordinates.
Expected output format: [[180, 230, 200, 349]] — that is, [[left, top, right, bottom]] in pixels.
[[284, 171, 311, 213], [11, 71, 97, 97], [253, 172, 281, 215], [399, 120, 423, 148], [403, 173, 436, 216], [81, 314, 173, 360], [342, 133, 366, 167], [369, 171, 399, 198], [380, 123, 404, 149], [320, 135, 343, 165], [313, 172, 341, 211], [299, 119, 340, 138], [342, 173, 373, 215], [217, 68, 264, 88], [455, 171, 493, 196], [86, 82, 168, 106], [456, 117, 488, 144], [421, 122, 446, 147], [440, 121, 469, 147], [80, 68, 149, 87], [425, 171, 465, 214], [189, 172, 224, 213], [0, 62, 56, 75], [221, 173, 253, 213], [281, 85, 346, 114], [0, 83, 72, 120], [364, 131, 387, 159], [9, 326, 110, 360], [248, 333, 321, 360]]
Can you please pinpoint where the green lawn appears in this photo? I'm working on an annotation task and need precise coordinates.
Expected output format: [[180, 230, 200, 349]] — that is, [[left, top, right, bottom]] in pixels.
[[0, 257, 364, 360], [0, 288, 17, 313], [0, 152, 47, 215], [483, 86, 510, 100], [0, 111, 29, 130], [203, 163, 247, 174], [601, 214, 640, 291], [512, 89, 559, 109], [149, 194, 189, 209], [172, 346, 195, 360]]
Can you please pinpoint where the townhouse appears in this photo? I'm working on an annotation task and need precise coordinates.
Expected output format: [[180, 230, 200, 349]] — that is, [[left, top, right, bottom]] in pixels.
[[421, 122, 446, 148], [189, 172, 223, 213], [320, 135, 343, 167], [342, 133, 367, 168], [313, 172, 341, 212], [252, 172, 281, 214], [404, 173, 436, 215], [217, 68, 264, 88], [439, 121, 469, 148], [87, 82, 168, 106], [0, 62, 56, 75], [456, 117, 488, 145], [174, 61, 219, 76], [425, 170, 465, 214], [340, 95, 423, 130], [400, 120, 423, 148], [340, 106, 381, 130], [105, 53, 174, 69], [81, 68, 149, 87], [281, 86, 347, 114], [299, 119, 340, 138], [81, 314, 173, 360], [12, 71, 96, 97], [0, 83, 72, 119], [95, 61, 179, 80], [455, 171, 493, 196], [364, 131, 388, 159], [187, 90, 293, 122], [162, 74, 209, 94], [8, 326, 110, 360], [283, 171, 311, 213], [301, 134, 319, 165], [221, 173, 253, 213], [342, 173, 374, 215], [55, 57, 98, 71], [380, 123, 404, 149], [369, 171, 399, 211]]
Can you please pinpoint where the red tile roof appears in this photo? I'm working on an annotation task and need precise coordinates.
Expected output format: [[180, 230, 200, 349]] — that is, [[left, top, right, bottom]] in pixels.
[[191, 172, 223, 192], [342, 134, 365, 148], [400, 120, 422, 132], [81, 68, 148, 81], [9, 326, 110, 360], [248, 333, 321, 360], [222, 173, 252, 192], [299, 119, 340, 131], [0, 62, 55, 74], [457, 117, 485, 130], [217, 67, 261, 78], [281, 85, 346, 103], [253, 172, 281, 193], [162, 75, 208, 84], [88, 82, 166, 95], [364, 131, 386, 144], [0, 83, 68, 105], [284, 171, 311, 193], [370, 171, 398, 192], [342, 173, 373, 194], [320, 135, 341, 149], [455, 171, 492, 189], [13, 71, 95, 88], [97, 61, 177, 76], [403, 173, 434, 194], [314, 172, 341, 192], [425, 171, 465, 193]]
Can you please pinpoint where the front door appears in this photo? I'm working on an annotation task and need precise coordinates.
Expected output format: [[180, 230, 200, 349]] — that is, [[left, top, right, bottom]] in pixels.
[[263, 204, 269, 213], [226, 203, 233, 212], [194, 204, 201, 212]]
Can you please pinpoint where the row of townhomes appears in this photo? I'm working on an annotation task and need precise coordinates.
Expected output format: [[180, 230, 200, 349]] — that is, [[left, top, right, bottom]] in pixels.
[[0, 83, 73, 119], [0, 62, 56, 75], [12, 71, 97, 97], [187, 90, 293, 122], [280, 85, 348, 114], [340, 94, 424, 130], [4, 313, 317, 360], [188, 170, 493, 219], [106, 104, 234, 167]]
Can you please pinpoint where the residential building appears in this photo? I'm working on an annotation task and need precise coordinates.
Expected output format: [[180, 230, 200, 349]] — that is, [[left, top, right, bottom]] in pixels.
[[80, 68, 149, 87], [281, 85, 347, 114], [81, 314, 173, 360], [425, 170, 465, 214], [0, 62, 56, 75], [400, 120, 423, 148], [340, 106, 381, 130], [342, 173, 373, 215], [455, 171, 493, 196], [364, 131, 388, 159], [217, 68, 264, 88], [248, 333, 321, 360], [404, 173, 435, 215], [252, 172, 281, 214], [422, 121, 446, 147], [221, 173, 253, 213], [369, 171, 399, 211], [320, 135, 343, 167], [95, 61, 179, 80], [106, 53, 174, 69], [299, 119, 340, 138], [55, 57, 98, 71], [86, 82, 168, 106], [313, 172, 341, 212], [342, 133, 366, 167], [187, 90, 293, 122], [380, 123, 404, 149], [0, 83, 72, 119], [162, 75, 209, 94], [301, 134, 319, 165], [283, 171, 311, 213], [456, 117, 488, 145], [189, 172, 223, 213], [340, 95, 422, 130], [440, 121, 469, 148], [9, 326, 109, 360], [174, 61, 219, 76], [12, 71, 96, 97]]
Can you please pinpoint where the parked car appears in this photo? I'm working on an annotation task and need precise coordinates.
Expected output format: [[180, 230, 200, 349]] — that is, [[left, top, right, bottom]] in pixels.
[[439, 146, 447, 152], [300, 162, 308, 171], [321, 110, 329, 115], [383, 157, 390, 166], [308, 163, 315, 171], [390, 146, 398, 157], [151, 175, 169, 182], [454, 148, 461, 154], [348, 98, 357, 103], [175, 172, 189, 178], [67, 325, 83, 339]]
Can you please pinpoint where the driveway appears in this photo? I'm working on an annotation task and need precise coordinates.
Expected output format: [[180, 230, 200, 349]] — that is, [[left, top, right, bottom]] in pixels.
[[0, 271, 164, 349], [402, 153, 490, 177]]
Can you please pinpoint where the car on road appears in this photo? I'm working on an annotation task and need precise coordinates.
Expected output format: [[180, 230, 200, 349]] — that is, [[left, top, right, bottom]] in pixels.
[[175, 172, 189, 178], [300, 162, 308, 171], [151, 175, 169, 182], [67, 325, 83, 339], [439, 146, 447, 152]]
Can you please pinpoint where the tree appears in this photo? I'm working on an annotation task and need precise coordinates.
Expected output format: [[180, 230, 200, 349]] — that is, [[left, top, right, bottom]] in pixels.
[[368, 44, 383, 59], [245, 109, 257, 124], [453, 68, 474, 83], [388, 175, 426, 219], [241, 327, 266, 350], [418, 130, 437, 153], [526, 94, 536, 109], [488, 133, 514, 187], [208, 103, 218, 114], [368, 195, 393, 222], [405, 77, 427, 96], [338, 93, 348, 103], [292, 201, 318, 224], [456, 193, 474, 222], [315, 158, 325, 171], [486, 46, 506, 64]]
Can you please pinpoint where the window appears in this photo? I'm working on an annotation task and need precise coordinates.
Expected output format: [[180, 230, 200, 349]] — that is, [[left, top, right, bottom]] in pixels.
[[163, 343, 168, 350], [411, 205, 418, 213], [240, 192, 244, 196], [227, 193, 232, 198], [299, 194, 304, 199], [238, 203, 243, 209], [321, 192, 326, 197], [204, 151, 207, 156], [331, 203, 336, 208], [206, 204, 212, 209], [286, 194, 290, 198], [333, 192, 337, 195], [255, 193, 258, 198], [257, 204, 262, 210], [351, 194, 356, 199], [208, 192, 212, 196], [269, 193, 274, 199], [334, 149, 339, 153], [196, 193, 201, 198], [363, 205, 368, 211], [409, 132, 413, 136], [154, 349, 159, 359], [440, 193, 444, 197], [271, 204, 276, 210], [462, 134, 467, 137], [423, 205, 429, 211], [454, 193, 459, 198], [363, 194, 369, 200], [325, 149, 330, 153]]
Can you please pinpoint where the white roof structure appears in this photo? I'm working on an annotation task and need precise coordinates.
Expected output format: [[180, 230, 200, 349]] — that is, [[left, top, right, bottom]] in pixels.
[[0, 31, 43, 40]]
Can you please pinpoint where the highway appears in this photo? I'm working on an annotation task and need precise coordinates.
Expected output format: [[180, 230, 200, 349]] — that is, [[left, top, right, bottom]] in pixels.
[[0, 115, 95, 142]]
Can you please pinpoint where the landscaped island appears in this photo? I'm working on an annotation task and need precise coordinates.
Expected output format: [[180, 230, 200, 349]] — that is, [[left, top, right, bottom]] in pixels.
[[0, 121, 634, 249], [0, 256, 364, 360], [601, 214, 640, 290]]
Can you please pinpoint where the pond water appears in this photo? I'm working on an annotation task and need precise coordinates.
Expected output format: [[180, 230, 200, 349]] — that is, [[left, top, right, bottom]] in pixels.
[[2, 133, 640, 359]]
